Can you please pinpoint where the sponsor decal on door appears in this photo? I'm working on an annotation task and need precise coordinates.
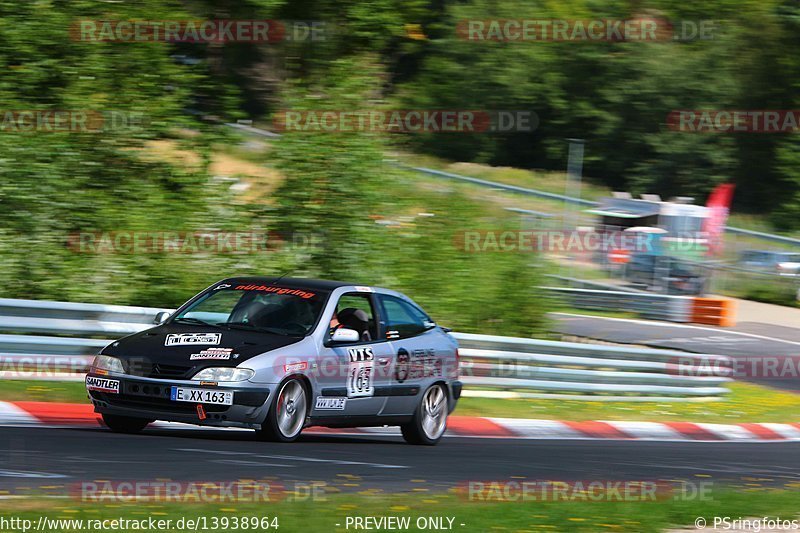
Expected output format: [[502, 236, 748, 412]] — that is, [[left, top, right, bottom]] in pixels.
[[315, 397, 346, 410]]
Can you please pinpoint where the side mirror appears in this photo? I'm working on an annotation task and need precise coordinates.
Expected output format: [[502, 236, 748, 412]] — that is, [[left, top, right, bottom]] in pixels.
[[330, 328, 359, 344], [153, 311, 171, 325]]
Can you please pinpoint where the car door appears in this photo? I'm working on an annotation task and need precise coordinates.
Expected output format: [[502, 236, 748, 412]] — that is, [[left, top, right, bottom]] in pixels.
[[315, 291, 390, 417], [377, 294, 453, 416]]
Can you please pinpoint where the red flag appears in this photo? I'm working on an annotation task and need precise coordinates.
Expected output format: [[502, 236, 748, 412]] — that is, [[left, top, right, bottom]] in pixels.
[[703, 183, 735, 256]]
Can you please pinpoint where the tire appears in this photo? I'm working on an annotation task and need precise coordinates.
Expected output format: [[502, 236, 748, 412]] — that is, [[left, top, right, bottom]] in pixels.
[[401, 383, 448, 446], [257, 378, 309, 443], [102, 414, 152, 434]]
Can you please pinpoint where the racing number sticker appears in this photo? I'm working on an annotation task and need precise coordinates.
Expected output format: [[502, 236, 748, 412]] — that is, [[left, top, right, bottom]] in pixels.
[[347, 347, 374, 398]]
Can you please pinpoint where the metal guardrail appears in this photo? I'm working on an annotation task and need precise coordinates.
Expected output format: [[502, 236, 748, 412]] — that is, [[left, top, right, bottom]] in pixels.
[[406, 165, 596, 206], [0, 298, 169, 336], [0, 298, 732, 399], [545, 275, 648, 293], [541, 286, 692, 323], [453, 333, 731, 399], [724, 226, 800, 247], [0, 299, 171, 373]]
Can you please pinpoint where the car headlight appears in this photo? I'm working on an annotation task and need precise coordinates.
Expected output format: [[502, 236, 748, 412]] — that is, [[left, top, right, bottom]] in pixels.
[[91, 355, 125, 374], [191, 367, 254, 382]]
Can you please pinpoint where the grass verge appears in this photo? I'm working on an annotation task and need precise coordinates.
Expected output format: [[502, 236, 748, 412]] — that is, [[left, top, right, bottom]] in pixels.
[[1, 489, 799, 533], [1, 380, 798, 424], [456, 382, 800, 423], [0, 379, 89, 403]]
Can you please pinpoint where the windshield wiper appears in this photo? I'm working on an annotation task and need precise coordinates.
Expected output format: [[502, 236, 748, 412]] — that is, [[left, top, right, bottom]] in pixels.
[[173, 317, 215, 326], [216, 322, 296, 336]]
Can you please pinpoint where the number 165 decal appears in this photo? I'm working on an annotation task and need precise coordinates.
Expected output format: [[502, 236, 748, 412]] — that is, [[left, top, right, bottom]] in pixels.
[[347, 347, 374, 398]]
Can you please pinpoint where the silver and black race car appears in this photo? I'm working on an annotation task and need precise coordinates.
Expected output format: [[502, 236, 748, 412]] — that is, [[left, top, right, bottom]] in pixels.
[[85, 278, 462, 445]]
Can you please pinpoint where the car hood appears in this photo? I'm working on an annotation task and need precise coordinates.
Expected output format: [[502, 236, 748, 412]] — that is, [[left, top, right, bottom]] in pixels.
[[101, 323, 303, 379]]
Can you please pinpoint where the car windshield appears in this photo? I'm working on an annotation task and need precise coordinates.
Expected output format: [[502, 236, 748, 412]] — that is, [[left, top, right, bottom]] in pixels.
[[173, 285, 329, 336]]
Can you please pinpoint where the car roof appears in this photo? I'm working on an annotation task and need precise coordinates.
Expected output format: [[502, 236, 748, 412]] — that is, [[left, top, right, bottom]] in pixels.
[[219, 277, 363, 291]]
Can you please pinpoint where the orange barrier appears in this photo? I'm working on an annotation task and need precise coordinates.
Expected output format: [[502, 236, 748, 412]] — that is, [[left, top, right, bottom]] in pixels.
[[691, 297, 737, 327]]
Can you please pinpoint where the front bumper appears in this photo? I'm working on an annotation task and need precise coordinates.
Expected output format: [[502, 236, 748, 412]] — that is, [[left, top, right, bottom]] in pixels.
[[87, 373, 273, 429]]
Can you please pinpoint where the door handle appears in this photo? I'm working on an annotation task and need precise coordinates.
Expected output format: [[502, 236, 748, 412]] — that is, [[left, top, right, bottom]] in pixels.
[[377, 357, 391, 365]]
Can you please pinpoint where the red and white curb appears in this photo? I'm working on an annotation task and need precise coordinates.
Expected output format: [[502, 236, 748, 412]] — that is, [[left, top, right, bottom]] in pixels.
[[1, 402, 799, 441]]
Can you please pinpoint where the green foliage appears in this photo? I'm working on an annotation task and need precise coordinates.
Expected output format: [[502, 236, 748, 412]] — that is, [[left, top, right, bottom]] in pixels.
[[269, 60, 547, 336], [2, 0, 798, 333], [395, 0, 800, 228], [0, 0, 244, 305]]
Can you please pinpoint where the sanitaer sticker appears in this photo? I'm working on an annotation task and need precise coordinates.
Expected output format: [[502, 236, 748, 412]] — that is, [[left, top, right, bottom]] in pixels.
[[315, 397, 346, 410], [165, 333, 222, 346], [86, 376, 120, 394], [189, 348, 233, 361], [283, 362, 308, 373]]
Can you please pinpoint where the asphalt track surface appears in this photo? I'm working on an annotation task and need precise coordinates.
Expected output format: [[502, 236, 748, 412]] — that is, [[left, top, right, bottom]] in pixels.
[[1, 426, 799, 494], [551, 313, 800, 391], [551, 313, 800, 356]]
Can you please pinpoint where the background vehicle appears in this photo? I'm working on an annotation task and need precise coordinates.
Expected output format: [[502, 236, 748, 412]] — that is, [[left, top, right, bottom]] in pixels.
[[624, 254, 708, 295], [738, 250, 800, 276]]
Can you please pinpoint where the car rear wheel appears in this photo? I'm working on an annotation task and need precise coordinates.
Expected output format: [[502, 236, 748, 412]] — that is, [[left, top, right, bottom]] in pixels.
[[102, 414, 152, 434], [257, 378, 308, 443], [401, 383, 448, 445]]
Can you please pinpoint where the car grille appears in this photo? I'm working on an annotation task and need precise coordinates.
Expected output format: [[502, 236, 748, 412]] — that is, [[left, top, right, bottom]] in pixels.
[[152, 363, 193, 379], [124, 360, 195, 379]]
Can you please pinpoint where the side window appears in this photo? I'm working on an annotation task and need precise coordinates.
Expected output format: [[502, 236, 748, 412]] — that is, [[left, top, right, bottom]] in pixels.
[[379, 295, 435, 340], [331, 293, 377, 342]]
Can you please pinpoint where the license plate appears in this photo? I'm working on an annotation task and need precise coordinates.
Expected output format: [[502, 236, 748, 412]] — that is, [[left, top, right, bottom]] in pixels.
[[170, 386, 233, 405]]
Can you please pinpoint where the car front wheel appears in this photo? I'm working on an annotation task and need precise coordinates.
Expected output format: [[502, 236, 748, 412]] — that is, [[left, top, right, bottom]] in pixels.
[[257, 378, 308, 442], [102, 414, 152, 434], [401, 383, 448, 445]]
